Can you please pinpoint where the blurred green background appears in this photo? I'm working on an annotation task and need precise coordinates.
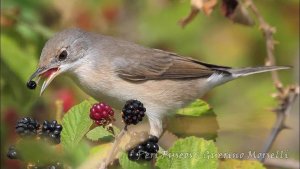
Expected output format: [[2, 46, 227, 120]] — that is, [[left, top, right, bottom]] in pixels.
[[1, 0, 299, 168]]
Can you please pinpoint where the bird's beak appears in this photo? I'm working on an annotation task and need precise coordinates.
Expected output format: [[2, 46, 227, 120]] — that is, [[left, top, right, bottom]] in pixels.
[[28, 67, 61, 95]]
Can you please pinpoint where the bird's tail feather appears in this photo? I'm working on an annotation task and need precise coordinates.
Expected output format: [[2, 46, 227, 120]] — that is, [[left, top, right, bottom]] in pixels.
[[228, 66, 291, 78]]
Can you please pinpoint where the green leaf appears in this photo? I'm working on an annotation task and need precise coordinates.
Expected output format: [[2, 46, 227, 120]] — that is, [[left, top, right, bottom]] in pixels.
[[89, 143, 112, 155], [110, 125, 120, 135], [219, 159, 266, 169], [61, 100, 93, 150], [170, 100, 218, 140], [156, 136, 218, 169], [176, 99, 212, 117], [119, 152, 152, 169], [166, 113, 219, 140], [86, 126, 114, 142]]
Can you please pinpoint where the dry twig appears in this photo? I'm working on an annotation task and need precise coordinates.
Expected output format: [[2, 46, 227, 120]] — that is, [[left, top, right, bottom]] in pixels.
[[245, 0, 299, 163]]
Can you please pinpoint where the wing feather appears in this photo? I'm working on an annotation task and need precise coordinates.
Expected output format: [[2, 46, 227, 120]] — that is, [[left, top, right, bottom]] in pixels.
[[113, 48, 230, 81]]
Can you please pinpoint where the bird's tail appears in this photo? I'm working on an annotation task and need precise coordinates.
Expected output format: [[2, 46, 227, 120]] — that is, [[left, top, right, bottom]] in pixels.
[[228, 66, 291, 78], [207, 66, 291, 87]]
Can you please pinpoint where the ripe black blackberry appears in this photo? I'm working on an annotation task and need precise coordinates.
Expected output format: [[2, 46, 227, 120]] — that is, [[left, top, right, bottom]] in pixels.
[[145, 141, 159, 154], [27, 80, 37, 89], [148, 135, 159, 143], [39, 120, 63, 144], [16, 117, 40, 137], [7, 146, 19, 159], [127, 136, 159, 161], [122, 99, 146, 125], [128, 148, 141, 161]]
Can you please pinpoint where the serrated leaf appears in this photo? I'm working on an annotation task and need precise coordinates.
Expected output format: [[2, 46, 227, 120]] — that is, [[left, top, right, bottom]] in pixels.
[[219, 159, 266, 169], [86, 126, 114, 142], [156, 136, 218, 169], [119, 152, 151, 169], [176, 99, 212, 117], [61, 100, 93, 150]]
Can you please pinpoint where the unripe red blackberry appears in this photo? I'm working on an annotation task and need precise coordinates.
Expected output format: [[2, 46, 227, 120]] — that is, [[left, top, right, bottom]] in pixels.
[[89, 102, 114, 126], [122, 100, 146, 125], [16, 117, 40, 137]]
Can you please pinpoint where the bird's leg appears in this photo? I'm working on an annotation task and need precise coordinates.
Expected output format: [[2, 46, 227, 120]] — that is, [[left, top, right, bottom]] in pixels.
[[148, 116, 163, 139], [99, 110, 163, 169]]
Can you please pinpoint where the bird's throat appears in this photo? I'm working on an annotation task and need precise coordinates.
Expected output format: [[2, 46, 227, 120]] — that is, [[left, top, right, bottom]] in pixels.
[[41, 68, 59, 78]]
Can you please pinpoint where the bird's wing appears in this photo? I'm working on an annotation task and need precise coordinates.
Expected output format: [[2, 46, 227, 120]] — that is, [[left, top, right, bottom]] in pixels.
[[113, 48, 231, 81]]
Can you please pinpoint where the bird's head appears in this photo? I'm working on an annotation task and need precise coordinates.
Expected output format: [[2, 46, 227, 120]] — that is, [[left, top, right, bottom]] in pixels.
[[28, 28, 90, 95]]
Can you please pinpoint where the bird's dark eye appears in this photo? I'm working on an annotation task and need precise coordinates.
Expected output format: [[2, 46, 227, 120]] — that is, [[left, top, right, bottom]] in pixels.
[[58, 50, 68, 61]]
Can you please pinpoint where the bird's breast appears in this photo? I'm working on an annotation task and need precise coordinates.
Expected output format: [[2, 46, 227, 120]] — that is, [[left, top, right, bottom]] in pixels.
[[70, 61, 126, 109]]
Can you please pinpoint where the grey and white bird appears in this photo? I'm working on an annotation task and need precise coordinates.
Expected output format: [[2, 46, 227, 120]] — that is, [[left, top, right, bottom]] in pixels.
[[28, 28, 289, 138]]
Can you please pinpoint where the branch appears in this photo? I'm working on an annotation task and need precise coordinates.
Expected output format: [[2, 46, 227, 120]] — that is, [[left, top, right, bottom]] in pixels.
[[245, 0, 282, 90], [245, 0, 300, 163], [99, 128, 126, 169], [259, 86, 299, 162]]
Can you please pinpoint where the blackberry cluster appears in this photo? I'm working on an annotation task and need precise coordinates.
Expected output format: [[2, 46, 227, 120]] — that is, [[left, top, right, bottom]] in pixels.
[[16, 117, 40, 137], [39, 120, 63, 144], [8, 117, 64, 167], [7, 146, 19, 159], [89, 102, 115, 126], [122, 100, 146, 125], [128, 136, 159, 161]]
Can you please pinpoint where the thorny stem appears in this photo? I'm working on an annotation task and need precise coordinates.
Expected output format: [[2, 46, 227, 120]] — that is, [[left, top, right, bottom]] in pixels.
[[245, 0, 299, 163], [245, 0, 283, 90], [99, 128, 126, 169], [259, 89, 298, 161]]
